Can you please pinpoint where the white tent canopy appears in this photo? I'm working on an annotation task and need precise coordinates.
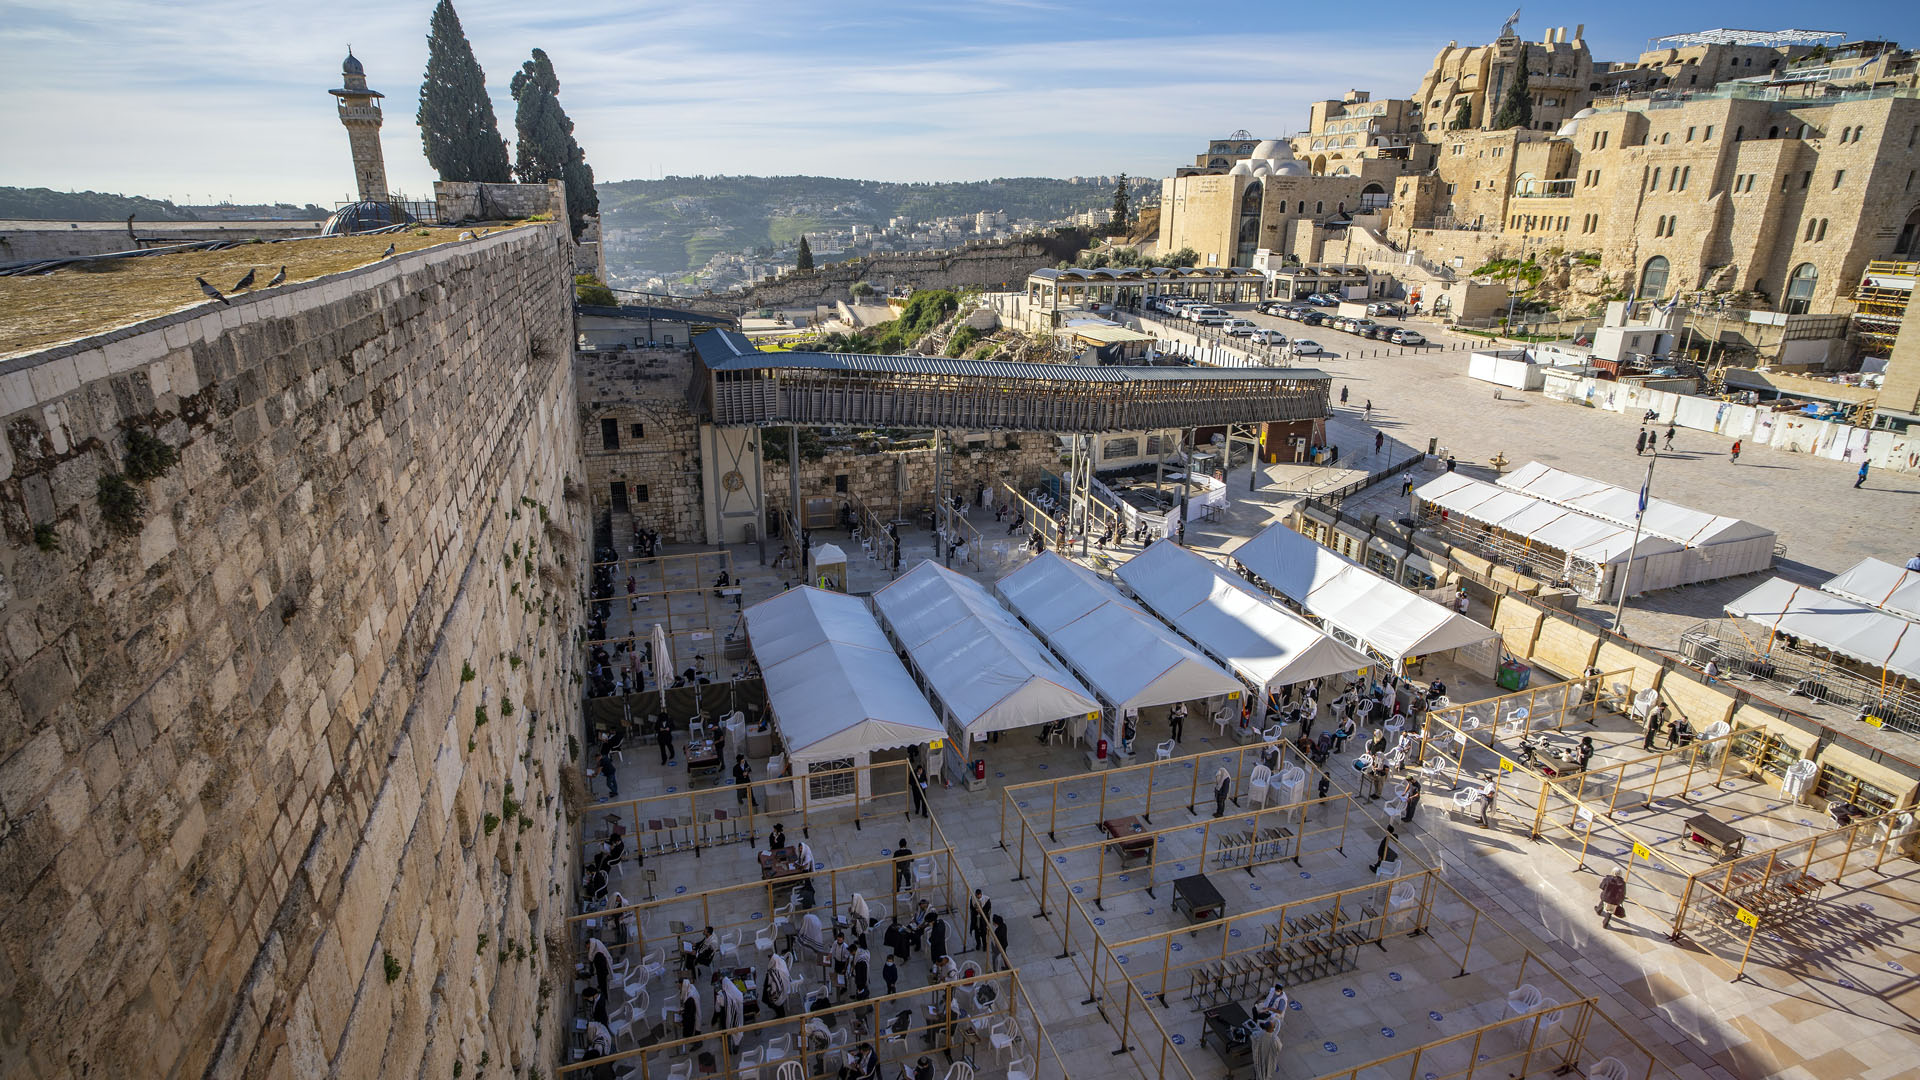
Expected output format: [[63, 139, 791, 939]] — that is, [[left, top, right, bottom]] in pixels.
[[743, 587, 943, 762], [996, 552, 1242, 710], [1727, 578, 1920, 681], [1499, 461, 1775, 552], [1116, 540, 1372, 695], [1229, 523, 1500, 664], [1415, 474, 1682, 565], [1823, 558, 1920, 621], [873, 561, 1100, 740]]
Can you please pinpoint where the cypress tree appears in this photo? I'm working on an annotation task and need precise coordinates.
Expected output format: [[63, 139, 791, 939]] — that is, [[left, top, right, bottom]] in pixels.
[[1491, 46, 1534, 130], [796, 236, 814, 272], [416, 0, 511, 183], [1451, 100, 1472, 130], [510, 49, 599, 239], [1111, 173, 1130, 231]]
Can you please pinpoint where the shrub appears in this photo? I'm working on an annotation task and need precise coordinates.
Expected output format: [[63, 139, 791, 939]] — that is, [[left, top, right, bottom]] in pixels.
[[123, 428, 178, 482], [383, 950, 402, 983], [33, 523, 59, 552], [483, 812, 501, 835], [96, 473, 144, 535]]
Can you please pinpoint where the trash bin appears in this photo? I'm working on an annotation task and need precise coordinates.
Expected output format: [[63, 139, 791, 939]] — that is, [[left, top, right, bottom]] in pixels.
[[965, 759, 988, 792], [1496, 659, 1532, 692]]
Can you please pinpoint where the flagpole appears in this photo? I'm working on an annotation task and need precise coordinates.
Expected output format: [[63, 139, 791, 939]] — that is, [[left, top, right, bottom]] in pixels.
[[1613, 452, 1657, 629]]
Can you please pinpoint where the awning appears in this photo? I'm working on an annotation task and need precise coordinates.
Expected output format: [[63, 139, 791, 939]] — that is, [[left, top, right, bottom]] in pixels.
[[1498, 461, 1774, 549], [743, 587, 943, 760], [872, 562, 1100, 740], [1415, 474, 1683, 565], [1229, 524, 1500, 662], [1823, 558, 1920, 621], [1725, 578, 1920, 681], [1115, 540, 1371, 693], [996, 552, 1242, 711]]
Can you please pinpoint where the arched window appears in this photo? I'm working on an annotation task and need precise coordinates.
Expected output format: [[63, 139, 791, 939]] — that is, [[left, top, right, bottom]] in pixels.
[[1805, 219, 1818, 241], [1639, 256, 1670, 298], [1768, 126, 1779, 139], [1816, 219, 1828, 242], [1315, 201, 1323, 214], [1241, 181, 1263, 215], [1784, 263, 1818, 314], [1734, 125, 1744, 140], [1895, 206, 1920, 255]]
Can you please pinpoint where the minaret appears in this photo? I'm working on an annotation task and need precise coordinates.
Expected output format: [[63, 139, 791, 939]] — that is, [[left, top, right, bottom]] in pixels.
[[329, 49, 389, 202]]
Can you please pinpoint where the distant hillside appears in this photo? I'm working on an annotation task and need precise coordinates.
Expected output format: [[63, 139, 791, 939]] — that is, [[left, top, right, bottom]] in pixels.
[[595, 174, 1152, 277], [0, 187, 199, 222]]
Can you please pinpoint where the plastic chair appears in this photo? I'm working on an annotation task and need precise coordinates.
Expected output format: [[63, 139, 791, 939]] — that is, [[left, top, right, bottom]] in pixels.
[[1382, 797, 1406, 818], [736, 1047, 762, 1080], [988, 1019, 1018, 1062], [764, 1034, 792, 1064], [1008, 1057, 1033, 1080], [754, 925, 776, 956], [914, 857, 935, 886], [1452, 789, 1478, 814], [1212, 709, 1234, 738], [941, 1063, 974, 1080], [1505, 984, 1542, 1016], [1587, 1057, 1630, 1080], [668, 1062, 691, 1080], [719, 929, 743, 966], [774, 1062, 805, 1080], [1155, 739, 1175, 762]]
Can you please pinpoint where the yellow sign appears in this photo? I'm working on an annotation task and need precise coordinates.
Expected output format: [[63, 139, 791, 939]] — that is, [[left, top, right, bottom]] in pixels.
[[1498, 757, 1516, 773], [1864, 715, 1886, 729], [1632, 842, 1653, 861], [1228, 692, 1241, 700], [1086, 713, 1099, 723], [1734, 907, 1759, 929], [928, 739, 946, 751]]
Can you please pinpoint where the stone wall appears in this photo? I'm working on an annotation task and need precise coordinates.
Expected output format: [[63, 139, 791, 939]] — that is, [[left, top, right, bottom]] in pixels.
[[765, 435, 1066, 522], [0, 225, 587, 1079], [0, 221, 327, 264], [733, 233, 1088, 310], [434, 179, 559, 224], [575, 347, 707, 542]]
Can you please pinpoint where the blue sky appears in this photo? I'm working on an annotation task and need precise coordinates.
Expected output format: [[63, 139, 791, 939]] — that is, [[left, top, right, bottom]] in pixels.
[[3, 1, 1917, 206]]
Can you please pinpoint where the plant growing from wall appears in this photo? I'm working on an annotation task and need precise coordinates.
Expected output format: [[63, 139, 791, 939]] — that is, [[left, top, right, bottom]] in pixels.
[[383, 950, 403, 983], [483, 812, 501, 835], [475, 704, 489, 726], [123, 428, 178, 481], [96, 473, 143, 535], [462, 661, 476, 682], [33, 523, 59, 552]]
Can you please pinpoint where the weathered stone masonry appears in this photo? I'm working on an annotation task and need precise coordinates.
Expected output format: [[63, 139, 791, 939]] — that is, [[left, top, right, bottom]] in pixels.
[[0, 225, 587, 1079]]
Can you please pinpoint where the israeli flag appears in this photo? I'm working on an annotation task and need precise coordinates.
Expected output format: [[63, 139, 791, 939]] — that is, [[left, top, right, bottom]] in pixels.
[[1637, 476, 1650, 518]]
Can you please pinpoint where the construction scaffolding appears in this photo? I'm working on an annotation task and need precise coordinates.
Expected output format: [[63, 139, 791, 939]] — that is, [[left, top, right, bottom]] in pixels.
[[1849, 260, 1913, 359]]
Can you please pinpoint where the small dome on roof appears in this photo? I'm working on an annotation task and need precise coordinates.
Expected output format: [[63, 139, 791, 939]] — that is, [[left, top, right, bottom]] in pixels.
[[321, 200, 416, 236], [1572, 107, 1597, 119], [1229, 161, 1256, 176], [1269, 161, 1310, 176], [1252, 139, 1296, 162], [342, 50, 364, 76]]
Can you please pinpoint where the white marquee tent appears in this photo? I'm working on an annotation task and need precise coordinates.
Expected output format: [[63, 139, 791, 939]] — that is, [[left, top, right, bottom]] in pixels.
[[1498, 461, 1776, 580], [1823, 558, 1920, 622], [1115, 540, 1372, 696], [1414, 473, 1686, 601], [1726, 578, 1920, 682], [872, 561, 1100, 742], [1229, 523, 1500, 672], [743, 587, 943, 797], [995, 551, 1242, 712]]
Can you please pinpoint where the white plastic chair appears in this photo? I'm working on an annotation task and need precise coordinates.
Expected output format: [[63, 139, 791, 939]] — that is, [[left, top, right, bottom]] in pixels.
[[914, 857, 935, 886], [774, 1062, 805, 1080], [1008, 1057, 1033, 1080], [737, 1047, 763, 1080], [1212, 709, 1234, 738], [764, 1034, 793, 1064], [1248, 764, 1272, 808], [1587, 1057, 1629, 1080], [668, 1062, 691, 1080], [755, 925, 776, 956], [1453, 788, 1480, 814], [1155, 739, 1175, 762], [1505, 984, 1543, 1016], [941, 1062, 975, 1080], [719, 928, 743, 965], [988, 1019, 1018, 1062], [1383, 796, 1406, 818]]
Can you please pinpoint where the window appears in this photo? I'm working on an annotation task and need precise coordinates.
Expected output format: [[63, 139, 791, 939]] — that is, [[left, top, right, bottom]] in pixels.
[[1801, 171, 1812, 189], [834, 474, 848, 494], [1315, 201, 1323, 214], [806, 758, 857, 802], [1639, 256, 1670, 298], [1649, 167, 1661, 190], [1703, 125, 1713, 141], [1103, 437, 1139, 460], [1686, 126, 1695, 142], [608, 481, 628, 512], [1784, 263, 1817, 314], [632, 484, 650, 503], [600, 418, 620, 451], [1678, 167, 1690, 191], [1805, 219, 1818, 241], [1660, 132, 1671, 145], [1816, 219, 1828, 242], [1734, 125, 1744, 141], [629, 422, 645, 439], [1833, 169, 1846, 189]]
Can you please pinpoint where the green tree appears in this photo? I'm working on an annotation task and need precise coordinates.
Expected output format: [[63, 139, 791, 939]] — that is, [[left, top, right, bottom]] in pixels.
[[574, 274, 615, 306], [416, 0, 512, 183], [796, 235, 814, 272], [510, 49, 598, 239], [1451, 100, 1472, 130], [1490, 46, 1533, 130], [1110, 173, 1130, 233]]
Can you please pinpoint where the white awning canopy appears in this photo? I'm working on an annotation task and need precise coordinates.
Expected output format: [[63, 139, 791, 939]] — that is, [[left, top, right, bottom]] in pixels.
[[743, 587, 943, 761], [1116, 540, 1371, 694], [873, 562, 1100, 740], [1415, 474, 1684, 565], [1823, 558, 1920, 621], [1229, 524, 1499, 662], [1498, 461, 1775, 550], [1726, 578, 1920, 681], [995, 552, 1242, 711]]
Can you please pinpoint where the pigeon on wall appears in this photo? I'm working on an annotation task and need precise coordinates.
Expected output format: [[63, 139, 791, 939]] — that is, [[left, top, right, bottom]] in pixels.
[[232, 268, 256, 291], [196, 277, 230, 305], [381, 243, 396, 258], [266, 265, 287, 287]]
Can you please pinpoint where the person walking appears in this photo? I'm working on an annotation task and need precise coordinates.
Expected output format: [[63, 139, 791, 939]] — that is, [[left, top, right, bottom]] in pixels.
[[1856, 461, 1869, 489], [1729, 439, 1742, 463], [1474, 776, 1496, 828], [1364, 399, 1374, 420], [1374, 431, 1385, 455], [908, 761, 930, 818], [1597, 868, 1628, 928], [1168, 701, 1187, 743], [969, 890, 991, 951], [893, 840, 915, 891], [1212, 765, 1233, 818], [1340, 385, 1349, 405], [732, 753, 756, 807], [1664, 422, 1676, 450], [1635, 429, 1648, 456], [655, 713, 675, 766], [597, 748, 619, 800], [1642, 702, 1666, 751], [1401, 777, 1422, 823], [991, 914, 1010, 971]]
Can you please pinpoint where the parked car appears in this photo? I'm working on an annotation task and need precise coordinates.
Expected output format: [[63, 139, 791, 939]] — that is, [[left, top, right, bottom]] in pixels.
[[1390, 329, 1426, 345], [1291, 339, 1326, 355], [1250, 329, 1288, 346], [1224, 318, 1259, 336], [1367, 302, 1402, 318], [1297, 311, 1326, 326], [1365, 324, 1394, 340]]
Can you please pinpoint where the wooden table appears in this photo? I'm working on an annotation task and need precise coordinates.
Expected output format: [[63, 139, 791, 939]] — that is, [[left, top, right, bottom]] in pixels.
[[1100, 816, 1155, 869], [1685, 812, 1746, 860], [1200, 1002, 1253, 1069], [686, 739, 723, 781], [1173, 873, 1226, 932]]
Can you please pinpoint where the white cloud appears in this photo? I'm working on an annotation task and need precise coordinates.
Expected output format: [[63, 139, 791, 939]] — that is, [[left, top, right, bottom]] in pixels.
[[0, 1, 1440, 203]]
